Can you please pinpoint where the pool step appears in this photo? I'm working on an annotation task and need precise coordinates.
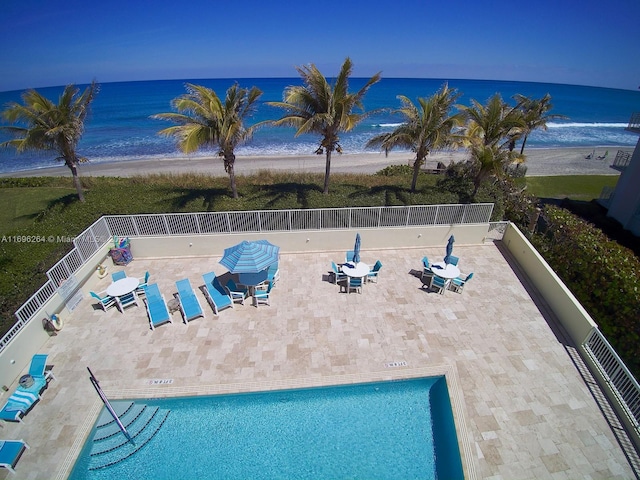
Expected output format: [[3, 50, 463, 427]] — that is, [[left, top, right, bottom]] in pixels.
[[88, 401, 170, 470]]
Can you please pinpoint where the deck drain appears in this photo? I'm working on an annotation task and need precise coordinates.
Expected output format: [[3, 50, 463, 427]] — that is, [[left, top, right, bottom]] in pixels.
[[147, 379, 174, 385], [384, 361, 408, 368]]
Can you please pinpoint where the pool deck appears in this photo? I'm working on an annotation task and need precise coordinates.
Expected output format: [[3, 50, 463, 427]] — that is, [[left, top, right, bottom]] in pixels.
[[1, 243, 637, 479]]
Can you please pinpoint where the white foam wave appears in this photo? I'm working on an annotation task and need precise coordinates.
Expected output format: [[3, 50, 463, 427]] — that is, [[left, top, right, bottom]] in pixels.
[[376, 123, 404, 128], [547, 122, 627, 128]]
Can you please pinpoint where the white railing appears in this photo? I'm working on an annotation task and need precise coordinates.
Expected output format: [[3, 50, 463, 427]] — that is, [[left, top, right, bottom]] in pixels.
[[1, 204, 494, 352], [583, 329, 640, 436]]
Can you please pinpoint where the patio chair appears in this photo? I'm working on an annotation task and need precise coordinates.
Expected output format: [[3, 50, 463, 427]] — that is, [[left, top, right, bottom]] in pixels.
[[429, 275, 448, 294], [347, 277, 363, 294], [27, 354, 56, 388], [449, 272, 474, 293], [111, 271, 126, 281], [254, 282, 273, 306], [331, 262, 347, 284], [0, 440, 29, 474], [142, 284, 172, 330], [0, 391, 39, 424], [367, 260, 383, 283], [202, 273, 233, 315], [267, 262, 280, 287], [135, 271, 150, 298], [345, 250, 355, 263], [116, 291, 139, 312], [175, 278, 205, 323], [225, 279, 248, 305], [89, 291, 117, 312], [445, 255, 459, 266]]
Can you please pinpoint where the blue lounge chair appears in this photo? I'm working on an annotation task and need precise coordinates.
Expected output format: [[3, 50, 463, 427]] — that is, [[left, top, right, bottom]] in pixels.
[[449, 272, 474, 293], [367, 260, 383, 283], [202, 273, 233, 315], [0, 440, 29, 474], [111, 271, 126, 281], [0, 391, 39, 424], [225, 279, 248, 305], [175, 278, 205, 323], [23, 353, 55, 394], [90, 291, 117, 312], [142, 284, 172, 330]]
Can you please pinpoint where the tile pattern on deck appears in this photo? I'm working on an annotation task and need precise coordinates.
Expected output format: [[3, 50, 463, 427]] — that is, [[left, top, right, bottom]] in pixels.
[[0, 243, 634, 479]]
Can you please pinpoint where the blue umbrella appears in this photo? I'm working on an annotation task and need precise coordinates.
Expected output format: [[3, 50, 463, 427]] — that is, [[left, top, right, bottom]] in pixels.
[[444, 235, 455, 265], [220, 240, 280, 273], [353, 233, 361, 264]]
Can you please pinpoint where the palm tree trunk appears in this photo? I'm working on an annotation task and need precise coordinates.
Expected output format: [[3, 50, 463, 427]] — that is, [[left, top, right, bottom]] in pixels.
[[410, 155, 426, 193], [224, 153, 238, 199], [323, 149, 332, 194], [68, 163, 85, 202], [519, 135, 529, 155]]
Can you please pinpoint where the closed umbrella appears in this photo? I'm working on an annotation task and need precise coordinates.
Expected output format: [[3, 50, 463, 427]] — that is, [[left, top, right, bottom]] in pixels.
[[220, 240, 280, 273], [353, 233, 361, 264], [444, 235, 455, 265]]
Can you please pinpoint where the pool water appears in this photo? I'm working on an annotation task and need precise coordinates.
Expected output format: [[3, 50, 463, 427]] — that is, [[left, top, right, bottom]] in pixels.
[[70, 376, 463, 479]]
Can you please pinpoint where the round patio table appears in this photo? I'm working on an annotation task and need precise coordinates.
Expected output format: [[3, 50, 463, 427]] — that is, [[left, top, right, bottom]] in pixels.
[[106, 277, 139, 297], [340, 262, 370, 278], [430, 262, 460, 280]]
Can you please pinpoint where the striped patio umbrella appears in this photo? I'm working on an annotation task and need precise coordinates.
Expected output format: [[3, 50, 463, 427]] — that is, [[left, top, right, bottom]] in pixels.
[[219, 240, 280, 274]]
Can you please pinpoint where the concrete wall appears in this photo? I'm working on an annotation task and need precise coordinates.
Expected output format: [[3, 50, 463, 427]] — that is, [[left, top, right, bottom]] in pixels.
[[501, 223, 598, 345], [607, 136, 640, 234], [0, 245, 111, 392], [128, 225, 491, 259]]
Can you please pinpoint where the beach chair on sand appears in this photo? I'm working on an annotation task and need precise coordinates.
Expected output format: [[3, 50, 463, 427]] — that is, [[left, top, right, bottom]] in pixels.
[[175, 278, 204, 323], [142, 284, 172, 330], [201, 273, 233, 315], [0, 440, 30, 475]]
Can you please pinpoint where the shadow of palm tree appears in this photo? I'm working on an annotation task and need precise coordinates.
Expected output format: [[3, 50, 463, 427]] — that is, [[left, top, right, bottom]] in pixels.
[[167, 187, 234, 210]]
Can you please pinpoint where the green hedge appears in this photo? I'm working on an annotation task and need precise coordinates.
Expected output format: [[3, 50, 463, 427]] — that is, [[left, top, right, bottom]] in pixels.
[[531, 205, 640, 376]]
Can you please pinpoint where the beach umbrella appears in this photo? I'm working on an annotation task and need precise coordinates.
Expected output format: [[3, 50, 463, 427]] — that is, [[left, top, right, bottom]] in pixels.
[[444, 235, 455, 265], [353, 233, 361, 264], [220, 240, 279, 273]]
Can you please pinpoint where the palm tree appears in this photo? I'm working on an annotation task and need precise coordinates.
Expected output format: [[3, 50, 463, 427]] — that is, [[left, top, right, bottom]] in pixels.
[[1, 82, 98, 202], [513, 93, 567, 155], [268, 57, 381, 194], [366, 84, 463, 192], [458, 93, 526, 150], [468, 142, 513, 197], [152, 83, 262, 199]]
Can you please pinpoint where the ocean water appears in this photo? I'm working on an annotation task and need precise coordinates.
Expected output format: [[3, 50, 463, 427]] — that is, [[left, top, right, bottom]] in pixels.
[[1, 78, 639, 174]]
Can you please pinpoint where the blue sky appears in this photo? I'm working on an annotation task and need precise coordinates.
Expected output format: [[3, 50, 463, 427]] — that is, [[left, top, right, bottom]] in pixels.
[[1, 0, 640, 92]]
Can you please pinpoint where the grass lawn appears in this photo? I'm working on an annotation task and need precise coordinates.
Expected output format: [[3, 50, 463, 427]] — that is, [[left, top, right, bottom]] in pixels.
[[524, 175, 618, 200], [0, 186, 78, 235]]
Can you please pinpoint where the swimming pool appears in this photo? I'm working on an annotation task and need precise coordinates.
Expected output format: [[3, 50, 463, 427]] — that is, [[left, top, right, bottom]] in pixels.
[[69, 376, 463, 479]]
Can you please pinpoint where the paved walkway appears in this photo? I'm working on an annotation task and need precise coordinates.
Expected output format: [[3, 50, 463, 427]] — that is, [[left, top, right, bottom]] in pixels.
[[0, 243, 635, 479]]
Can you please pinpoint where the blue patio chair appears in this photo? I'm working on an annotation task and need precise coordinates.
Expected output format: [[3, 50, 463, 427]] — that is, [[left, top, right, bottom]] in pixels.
[[445, 255, 459, 266], [90, 291, 117, 312], [225, 279, 248, 305], [0, 439, 30, 474], [347, 277, 363, 294], [367, 260, 383, 283], [116, 291, 139, 312], [202, 273, 233, 315], [254, 282, 273, 306], [345, 250, 355, 263], [175, 278, 205, 323], [136, 271, 151, 298], [449, 272, 474, 293], [0, 391, 39, 424], [142, 284, 172, 330], [267, 262, 280, 287], [331, 262, 347, 284], [111, 271, 126, 281], [429, 275, 448, 294]]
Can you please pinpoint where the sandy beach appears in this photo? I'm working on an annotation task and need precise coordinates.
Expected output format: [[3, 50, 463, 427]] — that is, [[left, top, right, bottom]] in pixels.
[[0, 146, 632, 179]]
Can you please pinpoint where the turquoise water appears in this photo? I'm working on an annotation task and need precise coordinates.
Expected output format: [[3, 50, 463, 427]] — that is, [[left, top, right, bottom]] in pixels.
[[69, 376, 463, 480], [1, 77, 639, 173]]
